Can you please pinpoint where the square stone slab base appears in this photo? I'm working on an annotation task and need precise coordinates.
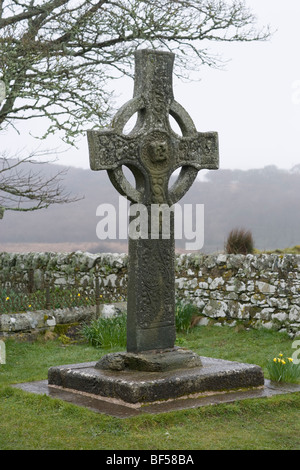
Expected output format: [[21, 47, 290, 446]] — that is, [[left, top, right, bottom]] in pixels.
[[47, 356, 264, 405], [13, 378, 300, 418]]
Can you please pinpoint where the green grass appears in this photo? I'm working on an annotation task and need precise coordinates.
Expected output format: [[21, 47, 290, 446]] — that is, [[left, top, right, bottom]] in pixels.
[[257, 244, 300, 254], [0, 326, 300, 450]]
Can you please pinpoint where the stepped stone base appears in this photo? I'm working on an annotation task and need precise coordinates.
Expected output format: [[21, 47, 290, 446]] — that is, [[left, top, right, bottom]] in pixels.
[[95, 347, 203, 372], [48, 351, 264, 404]]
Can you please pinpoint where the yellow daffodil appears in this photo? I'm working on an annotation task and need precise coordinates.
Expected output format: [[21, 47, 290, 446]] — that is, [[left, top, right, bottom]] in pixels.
[[268, 351, 300, 382]]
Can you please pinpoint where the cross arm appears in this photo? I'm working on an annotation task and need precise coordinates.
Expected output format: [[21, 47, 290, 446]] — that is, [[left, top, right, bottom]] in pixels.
[[87, 129, 140, 171], [175, 132, 219, 171]]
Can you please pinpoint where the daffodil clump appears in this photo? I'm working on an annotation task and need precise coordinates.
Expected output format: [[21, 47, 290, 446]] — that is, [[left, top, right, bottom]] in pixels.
[[267, 353, 300, 383]]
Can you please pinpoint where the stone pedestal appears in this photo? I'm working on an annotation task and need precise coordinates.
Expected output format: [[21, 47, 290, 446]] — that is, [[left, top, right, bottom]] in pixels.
[[48, 350, 264, 405]]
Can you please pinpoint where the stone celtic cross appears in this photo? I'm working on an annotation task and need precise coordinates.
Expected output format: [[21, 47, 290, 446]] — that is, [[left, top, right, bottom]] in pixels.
[[88, 49, 219, 353]]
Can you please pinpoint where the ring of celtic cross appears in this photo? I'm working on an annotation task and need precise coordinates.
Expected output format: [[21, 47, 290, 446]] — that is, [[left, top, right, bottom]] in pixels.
[[88, 49, 219, 206], [108, 97, 203, 205]]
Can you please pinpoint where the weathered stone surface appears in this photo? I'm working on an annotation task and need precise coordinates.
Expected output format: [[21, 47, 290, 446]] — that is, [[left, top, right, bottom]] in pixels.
[[256, 281, 276, 294], [0, 304, 124, 337], [127, 236, 176, 352], [48, 357, 264, 404], [0, 311, 45, 332], [272, 312, 288, 322], [203, 299, 227, 318], [209, 277, 224, 290], [101, 303, 126, 318], [289, 305, 300, 322], [95, 347, 202, 372]]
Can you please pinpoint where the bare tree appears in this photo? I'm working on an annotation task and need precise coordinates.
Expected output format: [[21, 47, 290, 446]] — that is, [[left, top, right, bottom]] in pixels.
[[0, 0, 271, 143], [0, 75, 78, 215], [0, 78, 80, 214], [0, 0, 271, 214], [0, 150, 80, 213]]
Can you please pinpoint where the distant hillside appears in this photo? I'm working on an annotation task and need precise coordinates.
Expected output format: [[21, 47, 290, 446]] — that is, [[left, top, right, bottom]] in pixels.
[[1, 162, 300, 253]]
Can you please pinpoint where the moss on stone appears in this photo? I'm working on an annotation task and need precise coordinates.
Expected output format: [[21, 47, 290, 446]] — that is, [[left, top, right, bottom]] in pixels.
[[54, 322, 79, 336]]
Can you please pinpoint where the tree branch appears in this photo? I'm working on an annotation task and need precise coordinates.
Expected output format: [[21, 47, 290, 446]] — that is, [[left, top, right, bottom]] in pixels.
[[0, 0, 272, 144], [0, 150, 82, 212]]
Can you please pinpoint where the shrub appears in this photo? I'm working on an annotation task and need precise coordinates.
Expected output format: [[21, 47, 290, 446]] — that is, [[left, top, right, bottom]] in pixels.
[[175, 302, 199, 333], [81, 313, 127, 349], [225, 227, 254, 254]]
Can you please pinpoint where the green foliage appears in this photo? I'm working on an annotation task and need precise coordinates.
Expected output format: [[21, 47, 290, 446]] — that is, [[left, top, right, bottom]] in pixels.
[[81, 302, 199, 349], [267, 353, 300, 383], [81, 314, 127, 349], [225, 227, 254, 255], [0, 287, 95, 314], [175, 302, 198, 333]]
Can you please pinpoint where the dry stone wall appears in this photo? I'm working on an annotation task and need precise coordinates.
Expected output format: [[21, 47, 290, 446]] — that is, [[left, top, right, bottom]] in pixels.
[[0, 251, 128, 301], [1, 251, 300, 337], [176, 253, 300, 338]]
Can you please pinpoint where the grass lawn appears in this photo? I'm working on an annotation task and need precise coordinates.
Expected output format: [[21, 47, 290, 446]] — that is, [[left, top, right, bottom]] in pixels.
[[0, 325, 300, 450]]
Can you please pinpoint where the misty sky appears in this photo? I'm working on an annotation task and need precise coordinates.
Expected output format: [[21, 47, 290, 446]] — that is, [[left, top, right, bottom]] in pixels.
[[2, 0, 300, 172]]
